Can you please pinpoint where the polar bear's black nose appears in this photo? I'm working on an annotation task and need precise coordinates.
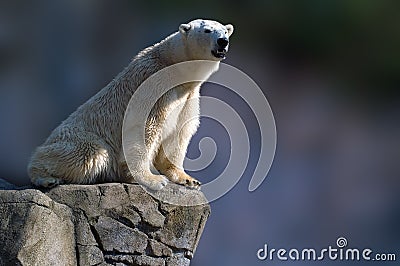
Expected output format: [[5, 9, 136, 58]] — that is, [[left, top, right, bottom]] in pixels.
[[217, 37, 229, 48]]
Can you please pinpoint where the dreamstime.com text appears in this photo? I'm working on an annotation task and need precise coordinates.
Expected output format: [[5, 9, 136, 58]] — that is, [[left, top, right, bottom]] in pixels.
[[257, 237, 396, 262]]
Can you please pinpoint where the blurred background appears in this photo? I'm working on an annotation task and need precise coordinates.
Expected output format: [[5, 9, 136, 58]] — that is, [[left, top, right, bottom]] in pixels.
[[0, 1, 399, 265]]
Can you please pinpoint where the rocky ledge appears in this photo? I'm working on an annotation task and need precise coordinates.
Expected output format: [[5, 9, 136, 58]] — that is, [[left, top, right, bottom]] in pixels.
[[0, 179, 210, 266]]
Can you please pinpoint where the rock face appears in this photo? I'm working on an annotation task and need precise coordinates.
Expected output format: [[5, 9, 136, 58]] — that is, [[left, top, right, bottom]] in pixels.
[[0, 188, 76, 266], [0, 179, 210, 266]]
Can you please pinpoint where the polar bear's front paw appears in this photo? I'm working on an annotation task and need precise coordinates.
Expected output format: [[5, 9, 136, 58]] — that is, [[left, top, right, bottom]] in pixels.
[[140, 174, 168, 191], [182, 175, 201, 190], [166, 170, 201, 190]]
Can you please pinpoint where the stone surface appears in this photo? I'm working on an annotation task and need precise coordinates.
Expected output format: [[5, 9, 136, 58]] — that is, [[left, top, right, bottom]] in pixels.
[[0, 189, 76, 266], [0, 180, 210, 266], [77, 245, 104, 265], [148, 239, 173, 257], [166, 254, 191, 266], [94, 216, 148, 253]]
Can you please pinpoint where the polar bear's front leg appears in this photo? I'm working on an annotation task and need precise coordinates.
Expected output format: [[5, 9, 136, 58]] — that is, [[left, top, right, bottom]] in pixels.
[[154, 145, 201, 189], [153, 92, 202, 189], [122, 125, 168, 191], [154, 117, 202, 189]]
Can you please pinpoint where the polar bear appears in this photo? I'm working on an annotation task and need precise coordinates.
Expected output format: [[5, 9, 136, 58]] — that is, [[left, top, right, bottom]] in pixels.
[[28, 19, 234, 190]]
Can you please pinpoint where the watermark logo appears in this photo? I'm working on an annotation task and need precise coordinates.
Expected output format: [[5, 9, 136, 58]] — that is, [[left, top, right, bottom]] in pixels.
[[257, 237, 397, 262], [122, 60, 276, 205], [336, 237, 347, 248]]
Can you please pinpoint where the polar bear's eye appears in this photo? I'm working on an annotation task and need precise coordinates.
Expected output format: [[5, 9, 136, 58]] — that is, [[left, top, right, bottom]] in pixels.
[[204, 29, 212, 33]]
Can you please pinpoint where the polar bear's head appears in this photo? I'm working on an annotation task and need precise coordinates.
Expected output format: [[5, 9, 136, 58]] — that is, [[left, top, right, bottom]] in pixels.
[[178, 19, 234, 61]]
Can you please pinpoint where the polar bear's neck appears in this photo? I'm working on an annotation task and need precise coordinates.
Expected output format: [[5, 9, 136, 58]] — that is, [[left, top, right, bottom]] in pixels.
[[116, 32, 220, 96], [155, 33, 191, 64], [157, 32, 220, 80], [118, 32, 220, 93]]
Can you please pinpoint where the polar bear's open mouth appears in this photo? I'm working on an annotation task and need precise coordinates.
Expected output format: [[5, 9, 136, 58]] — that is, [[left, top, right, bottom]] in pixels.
[[212, 48, 227, 59]]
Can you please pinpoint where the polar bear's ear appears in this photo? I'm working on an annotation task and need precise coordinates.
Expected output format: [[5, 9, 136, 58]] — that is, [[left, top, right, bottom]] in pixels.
[[225, 24, 234, 37], [179, 23, 191, 34]]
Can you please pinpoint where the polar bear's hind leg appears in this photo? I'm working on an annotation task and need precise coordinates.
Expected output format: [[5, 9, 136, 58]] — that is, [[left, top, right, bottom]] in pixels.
[[28, 135, 111, 187]]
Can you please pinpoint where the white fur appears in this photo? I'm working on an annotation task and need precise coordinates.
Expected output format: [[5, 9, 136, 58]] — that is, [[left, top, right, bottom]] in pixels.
[[28, 19, 234, 190]]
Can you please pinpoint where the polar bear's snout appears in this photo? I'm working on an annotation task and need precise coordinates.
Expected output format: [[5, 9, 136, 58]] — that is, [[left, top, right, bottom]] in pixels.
[[212, 37, 229, 59], [214, 37, 229, 57], [217, 37, 229, 48]]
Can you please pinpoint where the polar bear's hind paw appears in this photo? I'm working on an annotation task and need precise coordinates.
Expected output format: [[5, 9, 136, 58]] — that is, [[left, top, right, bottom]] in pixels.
[[33, 177, 61, 188]]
